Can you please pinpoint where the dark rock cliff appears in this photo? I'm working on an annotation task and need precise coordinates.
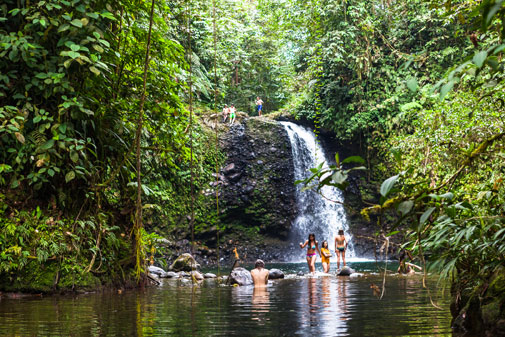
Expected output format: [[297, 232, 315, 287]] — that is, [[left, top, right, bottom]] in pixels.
[[217, 118, 297, 239]]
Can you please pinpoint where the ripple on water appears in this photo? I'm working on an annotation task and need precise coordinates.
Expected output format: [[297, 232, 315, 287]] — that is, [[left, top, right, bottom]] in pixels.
[[0, 263, 454, 336]]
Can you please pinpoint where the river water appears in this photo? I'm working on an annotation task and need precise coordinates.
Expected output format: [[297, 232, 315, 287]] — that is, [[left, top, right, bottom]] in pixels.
[[0, 262, 455, 336]]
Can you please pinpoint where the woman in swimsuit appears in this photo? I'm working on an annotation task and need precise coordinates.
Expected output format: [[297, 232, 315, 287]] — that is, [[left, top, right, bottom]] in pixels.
[[320, 240, 331, 273], [300, 233, 320, 274], [334, 229, 348, 269]]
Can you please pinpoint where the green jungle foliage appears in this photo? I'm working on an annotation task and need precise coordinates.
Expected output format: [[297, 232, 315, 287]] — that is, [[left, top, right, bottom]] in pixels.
[[295, 0, 505, 300], [1, 0, 504, 303], [0, 0, 223, 289], [285, 0, 471, 142]]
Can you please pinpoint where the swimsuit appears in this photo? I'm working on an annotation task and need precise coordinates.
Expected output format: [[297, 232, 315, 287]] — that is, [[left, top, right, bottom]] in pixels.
[[321, 248, 330, 264], [337, 247, 345, 252], [307, 243, 316, 257]]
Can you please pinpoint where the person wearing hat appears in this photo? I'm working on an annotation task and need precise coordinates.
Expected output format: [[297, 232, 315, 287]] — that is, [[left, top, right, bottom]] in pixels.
[[250, 259, 269, 286]]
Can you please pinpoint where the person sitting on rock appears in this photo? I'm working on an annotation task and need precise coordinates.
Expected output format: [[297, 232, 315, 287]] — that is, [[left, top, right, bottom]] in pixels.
[[250, 259, 269, 286], [222, 104, 229, 122]]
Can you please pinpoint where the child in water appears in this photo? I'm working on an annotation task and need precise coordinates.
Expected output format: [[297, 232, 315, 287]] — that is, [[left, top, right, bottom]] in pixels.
[[320, 240, 331, 273], [334, 229, 348, 269]]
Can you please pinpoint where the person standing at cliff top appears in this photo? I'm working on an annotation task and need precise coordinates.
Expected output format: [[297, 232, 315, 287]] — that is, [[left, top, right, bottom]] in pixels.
[[222, 104, 229, 123], [229, 104, 236, 125], [250, 259, 269, 286], [255, 97, 264, 116]]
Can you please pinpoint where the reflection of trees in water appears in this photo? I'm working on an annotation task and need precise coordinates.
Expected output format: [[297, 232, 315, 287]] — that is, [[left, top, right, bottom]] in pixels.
[[345, 275, 452, 336], [0, 276, 452, 336]]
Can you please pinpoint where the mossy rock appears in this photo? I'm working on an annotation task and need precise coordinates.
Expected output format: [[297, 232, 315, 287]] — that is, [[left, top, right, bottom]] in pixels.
[[169, 253, 200, 272], [482, 300, 501, 327]]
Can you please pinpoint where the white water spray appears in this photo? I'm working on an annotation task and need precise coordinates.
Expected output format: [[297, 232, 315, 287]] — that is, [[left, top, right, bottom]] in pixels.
[[280, 122, 355, 261]]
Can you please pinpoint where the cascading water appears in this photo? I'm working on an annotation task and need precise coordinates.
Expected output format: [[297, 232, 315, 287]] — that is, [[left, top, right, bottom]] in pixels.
[[280, 122, 355, 261]]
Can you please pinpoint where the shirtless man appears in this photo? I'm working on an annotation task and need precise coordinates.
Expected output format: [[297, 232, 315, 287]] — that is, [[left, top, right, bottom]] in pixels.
[[229, 104, 236, 125], [255, 97, 264, 116], [250, 259, 269, 286], [334, 229, 348, 269]]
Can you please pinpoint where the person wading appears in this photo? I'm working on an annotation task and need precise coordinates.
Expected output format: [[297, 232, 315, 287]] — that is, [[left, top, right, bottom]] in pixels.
[[320, 240, 331, 273], [251, 259, 269, 286], [300, 233, 320, 274], [334, 229, 348, 270]]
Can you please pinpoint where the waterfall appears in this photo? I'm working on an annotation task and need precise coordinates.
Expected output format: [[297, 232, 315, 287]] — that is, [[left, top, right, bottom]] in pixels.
[[280, 122, 355, 261]]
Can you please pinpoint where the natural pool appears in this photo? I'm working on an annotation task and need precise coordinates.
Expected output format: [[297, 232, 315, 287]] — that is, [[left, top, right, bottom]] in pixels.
[[0, 262, 456, 336]]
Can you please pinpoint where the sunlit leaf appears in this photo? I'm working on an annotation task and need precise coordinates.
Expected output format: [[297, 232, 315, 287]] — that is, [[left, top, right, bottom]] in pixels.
[[380, 174, 399, 197]]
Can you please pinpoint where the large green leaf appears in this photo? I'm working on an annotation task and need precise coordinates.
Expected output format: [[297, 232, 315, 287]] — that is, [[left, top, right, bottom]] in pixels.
[[406, 77, 418, 92], [397, 200, 414, 216], [439, 81, 454, 100], [332, 171, 348, 185], [65, 170, 75, 183], [70, 19, 83, 28], [341, 156, 365, 165], [380, 174, 399, 197], [420, 207, 436, 225], [472, 50, 487, 68], [40, 139, 55, 150]]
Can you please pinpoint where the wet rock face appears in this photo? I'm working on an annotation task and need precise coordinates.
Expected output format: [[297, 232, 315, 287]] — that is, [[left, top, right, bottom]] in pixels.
[[218, 119, 297, 239]]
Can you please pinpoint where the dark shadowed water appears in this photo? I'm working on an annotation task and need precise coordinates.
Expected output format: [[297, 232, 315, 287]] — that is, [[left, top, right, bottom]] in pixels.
[[0, 262, 455, 336]]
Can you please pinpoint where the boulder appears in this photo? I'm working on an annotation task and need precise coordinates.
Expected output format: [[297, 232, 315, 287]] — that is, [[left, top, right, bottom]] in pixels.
[[169, 253, 200, 272], [204, 273, 217, 279], [268, 269, 285, 279], [337, 266, 354, 276], [164, 271, 178, 278], [229, 267, 253, 286], [178, 271, 190, 278], [148, 266, 166, 276]]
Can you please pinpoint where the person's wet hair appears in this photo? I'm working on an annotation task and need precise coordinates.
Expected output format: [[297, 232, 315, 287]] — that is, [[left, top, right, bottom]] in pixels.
[[255, 259, 265, 268], [322, 240, 328, 249], [338, 229, 344, 235], [308, 233, 315, 242]]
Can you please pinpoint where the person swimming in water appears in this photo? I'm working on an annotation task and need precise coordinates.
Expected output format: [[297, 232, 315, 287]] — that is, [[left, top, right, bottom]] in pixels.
[[334, 229, 348, 269], [320, 240, 331, 273], [300, 233, 320, 274]]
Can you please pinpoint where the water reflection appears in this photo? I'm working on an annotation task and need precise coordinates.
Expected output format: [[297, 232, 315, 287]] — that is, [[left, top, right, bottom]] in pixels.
[[0, 265, 455, 336], [251, 286, 270, 323]]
